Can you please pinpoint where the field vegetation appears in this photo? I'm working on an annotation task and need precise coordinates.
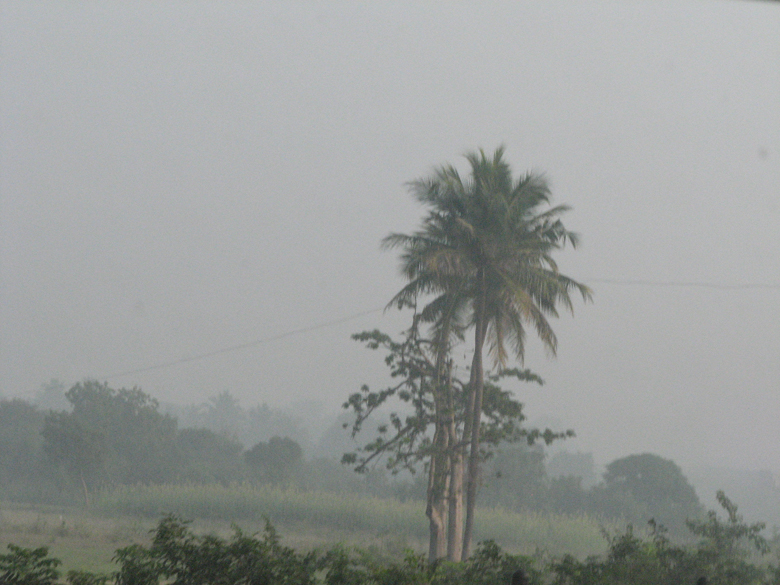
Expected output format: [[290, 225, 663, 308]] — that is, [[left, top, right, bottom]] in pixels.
[[0, 483, 611, 575], [1, 490, 779, 584], [92, 483, 610, 557]]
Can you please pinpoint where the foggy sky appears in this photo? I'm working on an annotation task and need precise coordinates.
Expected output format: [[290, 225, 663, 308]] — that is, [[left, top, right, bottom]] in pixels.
[[2, 1, 779, 477]]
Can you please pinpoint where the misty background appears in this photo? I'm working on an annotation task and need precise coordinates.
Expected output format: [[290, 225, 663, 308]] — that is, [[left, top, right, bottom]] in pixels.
[[2, 1, 779, 518]]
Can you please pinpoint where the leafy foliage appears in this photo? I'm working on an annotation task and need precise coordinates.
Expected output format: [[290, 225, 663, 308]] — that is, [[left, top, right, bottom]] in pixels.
[[343, 328, 570, 475], [66, 570, 111, 585], [114, 514, 318, 585], [684, 490, 771, 584], [0, 544, 61, 585], [549, 493, 778, 585], [317, 538, 536, 585]]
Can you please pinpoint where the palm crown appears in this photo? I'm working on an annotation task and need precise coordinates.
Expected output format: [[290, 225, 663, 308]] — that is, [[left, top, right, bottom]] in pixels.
[[384, 146, 591, 367]]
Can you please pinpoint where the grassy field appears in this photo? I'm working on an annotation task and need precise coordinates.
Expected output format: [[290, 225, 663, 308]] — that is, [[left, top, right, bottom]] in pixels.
[[0, 485, 614, 575], [0, 503, 152, 575]]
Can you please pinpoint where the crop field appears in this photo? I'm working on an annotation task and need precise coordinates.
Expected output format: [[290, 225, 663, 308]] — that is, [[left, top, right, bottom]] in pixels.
[[0, 485, 613, 575]]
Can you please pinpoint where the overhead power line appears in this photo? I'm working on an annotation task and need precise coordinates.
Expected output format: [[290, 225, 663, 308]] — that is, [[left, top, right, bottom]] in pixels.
[[99, 277, 777, 380], [587, 278, 780, 290], [100, 306, 385, 380]]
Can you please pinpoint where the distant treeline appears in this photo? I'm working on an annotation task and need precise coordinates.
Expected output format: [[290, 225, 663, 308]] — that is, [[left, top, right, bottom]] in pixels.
[[0, 380, 424, 506], [0, 380, 737, 537]]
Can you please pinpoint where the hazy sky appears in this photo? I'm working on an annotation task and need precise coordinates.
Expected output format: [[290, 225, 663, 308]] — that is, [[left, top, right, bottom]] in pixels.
[[2, 1, 779, 476]]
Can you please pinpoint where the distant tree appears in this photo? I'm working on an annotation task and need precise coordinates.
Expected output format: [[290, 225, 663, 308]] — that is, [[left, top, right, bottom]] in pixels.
[[175, 428, 244, 485], [245, 436, 303, 486], [169, 392, 309, 450], [202, 391, 245, 440], [316, 411, 374, 461], [546, 451, 598, 487], [0, 399, 50, 498], [596, 453, 703, 534], [41, 380, 179, 499], [244, 403, 309, 450], [546, 475, 590, 515], [42, 412, 105, 505]]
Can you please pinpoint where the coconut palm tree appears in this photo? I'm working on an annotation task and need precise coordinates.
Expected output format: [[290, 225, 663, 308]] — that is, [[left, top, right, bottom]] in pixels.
[[384, 146, 591, 559]]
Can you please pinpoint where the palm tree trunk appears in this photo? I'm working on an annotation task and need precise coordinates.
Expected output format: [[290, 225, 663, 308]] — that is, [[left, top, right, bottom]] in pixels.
[[462, 276, 487, 560], [427, 326, 456, 562], [427, 379, 450, 561], [426, 426, 449, 561], [446, 418, 463, 561]]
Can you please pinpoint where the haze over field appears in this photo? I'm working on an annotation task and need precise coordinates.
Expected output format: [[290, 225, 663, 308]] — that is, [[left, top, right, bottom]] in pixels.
[[2, 1, 779, 483]]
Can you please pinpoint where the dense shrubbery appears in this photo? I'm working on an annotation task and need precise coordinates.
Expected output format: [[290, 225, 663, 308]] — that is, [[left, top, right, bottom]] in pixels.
[[2, 492, 779, 585], [548, 492, 779, 585]]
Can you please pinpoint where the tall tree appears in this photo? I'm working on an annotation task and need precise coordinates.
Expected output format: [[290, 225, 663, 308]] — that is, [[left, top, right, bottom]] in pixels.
[[384, 147, 590, 558], [343, 322, 460, 561], [343, 324, 568, 562]]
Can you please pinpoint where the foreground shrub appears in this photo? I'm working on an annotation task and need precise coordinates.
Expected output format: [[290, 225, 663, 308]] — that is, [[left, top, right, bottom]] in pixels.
[[549, 492, 778, 585], [317, 540, 538, 585], [0, 544, 61, 585], [114, 514, 318, 585], [0, 544, 112, 585]]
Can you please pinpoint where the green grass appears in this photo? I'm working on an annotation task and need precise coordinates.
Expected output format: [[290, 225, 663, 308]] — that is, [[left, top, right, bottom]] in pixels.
[[0, 504, 151, 576]]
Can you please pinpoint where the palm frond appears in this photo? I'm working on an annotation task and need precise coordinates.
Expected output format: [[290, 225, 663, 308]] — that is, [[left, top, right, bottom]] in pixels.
[[386, 146, 589, 368]]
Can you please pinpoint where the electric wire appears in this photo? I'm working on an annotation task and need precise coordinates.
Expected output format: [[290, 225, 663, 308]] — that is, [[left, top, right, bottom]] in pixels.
[[100, 306, 384, 380], [100, 277, 778, 379], [586, 278, 780, 290]]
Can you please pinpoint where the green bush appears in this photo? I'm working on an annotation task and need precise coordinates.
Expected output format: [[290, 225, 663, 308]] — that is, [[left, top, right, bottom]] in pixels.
[[0, 544, 61, 585], [548, 492, 778, 585], [113, 514, 318, 585]]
